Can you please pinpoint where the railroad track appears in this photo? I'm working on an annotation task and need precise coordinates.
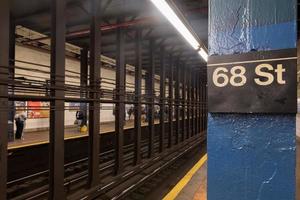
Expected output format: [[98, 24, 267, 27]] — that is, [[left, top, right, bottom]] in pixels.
[[7, 124, 205, 200], [7, 138, 159, 199]]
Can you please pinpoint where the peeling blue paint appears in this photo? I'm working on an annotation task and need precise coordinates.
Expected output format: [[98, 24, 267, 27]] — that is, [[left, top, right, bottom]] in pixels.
[[208, 0, 296, 199], [208, 114, 295, 200], [209, 0, 297, 55]]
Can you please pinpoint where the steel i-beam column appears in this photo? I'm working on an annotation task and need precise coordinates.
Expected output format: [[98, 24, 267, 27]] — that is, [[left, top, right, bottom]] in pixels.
[[134, 28, 142, 164], [175, 61, 180, 144], [8, 16, 15, 143], [88, 0, 101, 187], [115, 23, 125, 173], [49, 0, 66, 198], [159, 47, 166, 152], [201, 83, 205, 133], [194, 72, 198, 135], [203, 81, 208, 131], [200, 75, 203, 133], [196, 72, 200, 134], [80, 48, 88, 125], [8, 14, 16, 141], [181, 66, 186, 141], [190, 70, 195, 136], [168, 56, 174, 148], [193, 72, 197, 135], [0, 0, 10, 198], [199, 80, 201, 133], [186, 68, 190, 139], [147, 39, 155, 158], [208, 1, 296, 199]]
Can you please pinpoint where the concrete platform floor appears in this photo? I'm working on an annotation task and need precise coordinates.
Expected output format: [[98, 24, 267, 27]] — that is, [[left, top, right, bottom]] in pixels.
[[175, 139, 300, 200], [8, 119, 156, 149]]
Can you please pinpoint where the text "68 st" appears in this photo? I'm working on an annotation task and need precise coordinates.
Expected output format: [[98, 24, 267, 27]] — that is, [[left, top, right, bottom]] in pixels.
[[212, 64, 286, 87]]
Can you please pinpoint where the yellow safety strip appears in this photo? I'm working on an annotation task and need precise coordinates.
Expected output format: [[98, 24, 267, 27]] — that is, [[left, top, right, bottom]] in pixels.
[[163, 153, 207, 200]]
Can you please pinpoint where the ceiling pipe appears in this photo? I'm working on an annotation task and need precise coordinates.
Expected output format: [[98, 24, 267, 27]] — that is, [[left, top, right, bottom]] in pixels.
[[23, 17, 154, 44], [22, 5, 207, 44]]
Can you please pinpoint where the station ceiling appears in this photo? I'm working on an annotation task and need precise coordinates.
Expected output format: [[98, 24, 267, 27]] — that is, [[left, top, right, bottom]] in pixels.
[[10, 0, 208, 73]]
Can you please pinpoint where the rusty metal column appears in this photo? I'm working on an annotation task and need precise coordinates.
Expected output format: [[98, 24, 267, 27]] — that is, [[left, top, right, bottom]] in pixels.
[[186, 68, 191, 139], [196, 72, 200, 135], [168, 56, 174, 147], [201, 83, 204, 133], [147, 39, 155, 158], [174, 61, 180, 144], [191, 71, 195, 137], [0, 0, 9, 198], [181, 66, 186, 141], [49, 0, 66, 198], [193, 72, 196, 136], [115, 23, 125, 173], [8, 16, 15, 143], [204, 81, 207, 131], [88, 0, 101, 187], [80, 48, 88, 125], [134, 28, 142, 164], [202, 82, 206, 132], [159, 47, 166, 152]]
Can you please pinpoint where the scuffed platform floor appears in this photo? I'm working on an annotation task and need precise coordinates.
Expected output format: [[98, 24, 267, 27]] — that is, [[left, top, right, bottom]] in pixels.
[[175, 163, 207, 200], [174, 139, 300, 200]]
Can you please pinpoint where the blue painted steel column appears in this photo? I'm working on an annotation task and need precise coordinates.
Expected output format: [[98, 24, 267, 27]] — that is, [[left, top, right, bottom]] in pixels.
[[208, 1, 296, 200]]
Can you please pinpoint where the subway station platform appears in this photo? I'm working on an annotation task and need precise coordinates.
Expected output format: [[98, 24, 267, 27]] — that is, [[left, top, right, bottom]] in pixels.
[[163, 138, 300, 200], [1, 0, 299, 199], [8, 119, 163, 149], [8, 120, 135, 149]]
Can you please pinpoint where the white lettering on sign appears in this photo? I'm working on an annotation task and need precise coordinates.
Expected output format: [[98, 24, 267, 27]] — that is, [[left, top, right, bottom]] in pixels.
[[212, 63, 286, 87], [230, 66, 247, 87], [212, 67, 229, 87], [254, 64, 274, 86]]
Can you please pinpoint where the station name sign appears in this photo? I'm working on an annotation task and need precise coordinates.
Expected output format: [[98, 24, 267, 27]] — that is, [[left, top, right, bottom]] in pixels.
[[207, 49, 297, 113]]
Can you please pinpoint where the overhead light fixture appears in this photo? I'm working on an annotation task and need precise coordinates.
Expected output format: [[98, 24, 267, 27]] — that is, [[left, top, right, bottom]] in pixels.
[[150, 0, 208, 62], [198, 48, 208, 62], [150, 0, 199, 50]]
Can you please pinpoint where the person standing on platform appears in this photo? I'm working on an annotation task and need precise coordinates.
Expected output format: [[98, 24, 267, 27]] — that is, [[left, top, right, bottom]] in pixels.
[[76, 110, 84, 128], [14, 111, 27, 140]]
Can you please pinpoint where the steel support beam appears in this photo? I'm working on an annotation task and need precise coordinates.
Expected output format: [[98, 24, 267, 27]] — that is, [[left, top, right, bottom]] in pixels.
[[88, 0, 101, 187], [201, 83, 203, 133], [80, 48, 88, 125], [181, 66, 186, 141], [201, 82, 205, 132], [196, 72, 200, 134], [204, 82, 207, 131], [8, 15, 15, 142], [175, 61, 180, 144], [0, 0, 10, 198], [191, 71, 195, 136], [186, 68, 191, 139], [9, 16, 15, 81], [159, 47, 166, 152], [147, 39, 155, 158], [115, 23, 125, 174], [49, 0, 66, 198], [134, 28, 142, 164], [168, 56, 174, 147], [194, 72, 198, 135], [190, 71, 193, 137]]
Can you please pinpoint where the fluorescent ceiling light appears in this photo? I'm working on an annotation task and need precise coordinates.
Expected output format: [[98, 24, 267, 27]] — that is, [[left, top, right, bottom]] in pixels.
[[198, 48, 208, 62], [150, 0, 208, 63], [150, 0, 199, 50]]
